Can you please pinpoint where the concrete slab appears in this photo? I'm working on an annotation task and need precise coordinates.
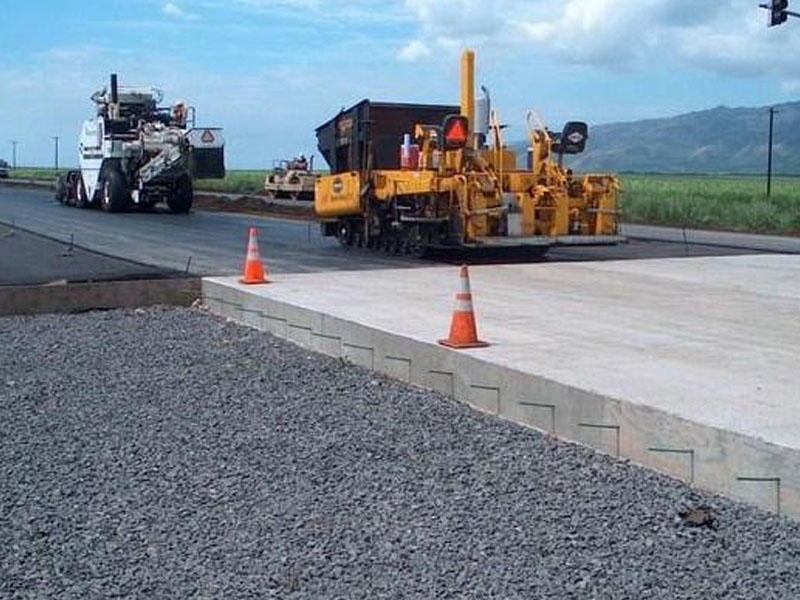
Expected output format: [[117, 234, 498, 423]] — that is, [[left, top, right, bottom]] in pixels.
[[202, 254, 800, 519]]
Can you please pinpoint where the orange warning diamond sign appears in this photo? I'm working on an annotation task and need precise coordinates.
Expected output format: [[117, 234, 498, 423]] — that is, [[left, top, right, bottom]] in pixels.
[[443, 115, 469, 148]]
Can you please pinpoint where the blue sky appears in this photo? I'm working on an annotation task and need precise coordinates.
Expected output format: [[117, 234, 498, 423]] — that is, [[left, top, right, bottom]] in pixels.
[[1, 0, 798, 168]]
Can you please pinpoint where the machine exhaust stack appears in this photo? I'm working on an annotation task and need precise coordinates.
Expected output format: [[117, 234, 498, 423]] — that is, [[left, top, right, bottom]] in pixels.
[[460, 49, 475, 144], [110, 74, 118, 104]]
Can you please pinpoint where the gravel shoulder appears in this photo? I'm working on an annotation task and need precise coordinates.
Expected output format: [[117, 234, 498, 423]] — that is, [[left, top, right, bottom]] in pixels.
[[1, 307, 799, 599]]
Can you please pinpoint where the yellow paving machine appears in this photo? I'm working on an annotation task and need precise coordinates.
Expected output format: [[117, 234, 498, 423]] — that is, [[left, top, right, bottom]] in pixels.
[[314, 50, 622, 255]]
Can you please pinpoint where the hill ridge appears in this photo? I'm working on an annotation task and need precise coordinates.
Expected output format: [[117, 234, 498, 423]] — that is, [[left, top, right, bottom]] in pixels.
[[518, 100, 800, 174]]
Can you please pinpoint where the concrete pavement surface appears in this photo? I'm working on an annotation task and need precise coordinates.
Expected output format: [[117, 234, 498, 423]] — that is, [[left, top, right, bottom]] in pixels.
[[210, 256, 800, 447], [205, 253, 800, 517]]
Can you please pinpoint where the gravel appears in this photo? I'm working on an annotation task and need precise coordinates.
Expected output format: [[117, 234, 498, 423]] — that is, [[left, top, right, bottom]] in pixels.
[[2, 306, 799, 599]]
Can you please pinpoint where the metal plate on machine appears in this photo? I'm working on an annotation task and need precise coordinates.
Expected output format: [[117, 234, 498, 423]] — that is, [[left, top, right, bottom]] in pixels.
[[471, 235, 627, 247], [186, 128, 225, 148]]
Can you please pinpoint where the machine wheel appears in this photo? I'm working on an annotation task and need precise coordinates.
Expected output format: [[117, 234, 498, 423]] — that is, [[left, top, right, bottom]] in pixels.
[[100, 169, 130, 213], [337, 220, 353, 246], [54, 176, 69, 204], [264, 190, 276, 202], [73, 175, 89, 209], [167, 175, 193, 214], [138, 195, 156, 211], [289, 192, 300, 201], [381, 232, 398, 254], [405, 227, 427, 258]]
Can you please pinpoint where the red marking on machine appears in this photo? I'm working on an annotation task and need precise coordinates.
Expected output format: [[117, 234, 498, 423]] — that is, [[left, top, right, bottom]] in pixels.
[[443, 116, 468, 148]]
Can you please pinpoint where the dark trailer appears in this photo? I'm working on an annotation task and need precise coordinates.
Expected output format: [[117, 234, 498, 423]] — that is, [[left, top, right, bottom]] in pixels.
[[316, 100, 460, 175]]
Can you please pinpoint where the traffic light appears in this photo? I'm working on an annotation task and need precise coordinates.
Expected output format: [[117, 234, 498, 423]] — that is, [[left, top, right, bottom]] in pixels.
[[442, 115, 469, 149], [770, 0, 789, 26]]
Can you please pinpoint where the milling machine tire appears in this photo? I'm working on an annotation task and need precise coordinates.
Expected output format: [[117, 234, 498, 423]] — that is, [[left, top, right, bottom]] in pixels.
[[73, 174, 89, 209], [167, 175, 193, 214], [54, 176, 68, 204], [100, 169, 130, 213]]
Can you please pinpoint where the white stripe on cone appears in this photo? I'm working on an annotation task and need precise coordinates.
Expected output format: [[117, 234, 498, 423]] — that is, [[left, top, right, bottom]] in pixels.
[[460, 280, 471, 295], [454, 299, 474, 312]]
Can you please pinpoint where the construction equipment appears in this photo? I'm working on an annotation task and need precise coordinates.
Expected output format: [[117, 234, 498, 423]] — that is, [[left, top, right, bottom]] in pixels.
[[314, 50, 622, 256], [264, 156, 316, 201], [55, 74, 225, 213]]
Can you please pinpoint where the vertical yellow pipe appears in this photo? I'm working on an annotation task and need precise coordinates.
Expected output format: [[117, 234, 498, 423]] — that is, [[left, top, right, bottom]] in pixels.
[[460, 49, 475, 138]]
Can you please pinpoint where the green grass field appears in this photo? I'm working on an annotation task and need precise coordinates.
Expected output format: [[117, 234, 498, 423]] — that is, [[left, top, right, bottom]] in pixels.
[[194, 170, 327, 194], [8, 168, 61, 181], [9, 168, 272, 195], [6, 168, 800, 235], [194, 170, 268, 194], [620, 174, 800, 235]]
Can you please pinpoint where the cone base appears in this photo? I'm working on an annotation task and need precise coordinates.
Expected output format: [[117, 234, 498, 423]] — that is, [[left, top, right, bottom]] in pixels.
[[240, 276, 270, 285], [438, 339, 490, 349]]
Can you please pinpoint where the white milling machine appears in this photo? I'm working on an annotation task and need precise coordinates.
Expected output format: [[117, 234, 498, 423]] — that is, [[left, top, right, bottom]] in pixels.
[[56, 74, 225, 213]]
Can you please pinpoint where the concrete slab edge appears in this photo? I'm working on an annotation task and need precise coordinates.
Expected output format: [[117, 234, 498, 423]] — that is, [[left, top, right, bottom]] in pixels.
[[620, 223, 800, 254], [0, 277, 201, 316], [202, 278, 800, 521]]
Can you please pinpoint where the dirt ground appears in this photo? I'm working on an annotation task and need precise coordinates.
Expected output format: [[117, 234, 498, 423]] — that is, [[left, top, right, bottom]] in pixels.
[[186, 192, 313, 221]]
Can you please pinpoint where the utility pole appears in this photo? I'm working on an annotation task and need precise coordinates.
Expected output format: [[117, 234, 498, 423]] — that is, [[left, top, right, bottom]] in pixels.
[[767, 107, 776, 197], [10, 140, 18, 170], [53, 136, 59, 172]]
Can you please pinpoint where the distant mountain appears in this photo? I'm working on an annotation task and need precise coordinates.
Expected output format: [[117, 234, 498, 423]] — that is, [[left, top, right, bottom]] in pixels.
[[515, 101, 800, 174]]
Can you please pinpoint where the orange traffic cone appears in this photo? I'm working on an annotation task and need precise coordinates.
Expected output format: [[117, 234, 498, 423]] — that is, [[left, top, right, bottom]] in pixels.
[[240, 227, 269, 284], [438, 265, 489, 349]]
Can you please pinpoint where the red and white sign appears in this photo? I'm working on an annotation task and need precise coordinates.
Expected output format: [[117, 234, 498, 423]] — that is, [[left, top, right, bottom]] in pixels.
[[186, 128, 224, 148]]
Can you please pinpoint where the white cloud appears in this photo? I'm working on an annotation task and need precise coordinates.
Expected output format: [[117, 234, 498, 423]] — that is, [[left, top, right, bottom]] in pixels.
[[224, 0, 406, 24], [36, 46, 100, 63], [398, 40, 431, 62], [233, 0, 322, 7], [781, 78, 800, 95], [400, 0, 800, 83], [162, 2, 199, 20]]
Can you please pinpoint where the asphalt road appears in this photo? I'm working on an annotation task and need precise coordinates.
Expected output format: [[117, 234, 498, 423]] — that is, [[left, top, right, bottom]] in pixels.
[[0, 225, 166, 285], [0, 185, 762, 277], [0, 186, 422, 275]]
